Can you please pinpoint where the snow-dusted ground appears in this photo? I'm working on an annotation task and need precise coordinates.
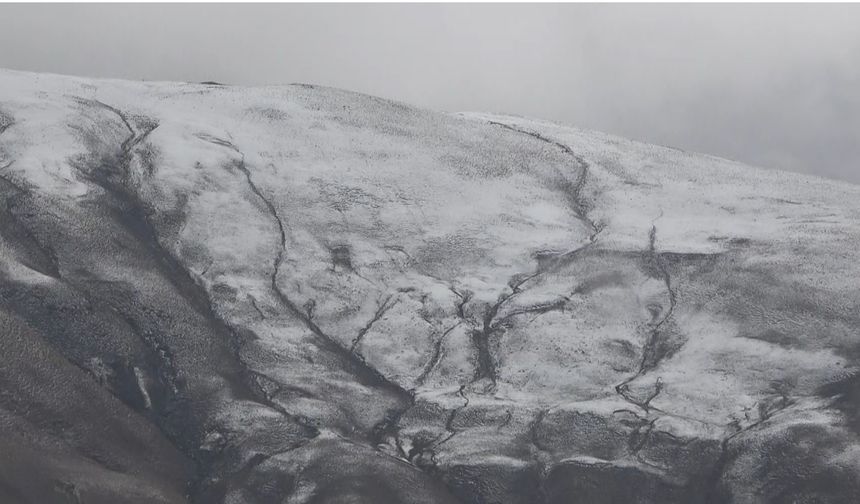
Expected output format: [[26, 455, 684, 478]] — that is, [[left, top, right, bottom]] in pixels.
[[2, 68, 859, 503]]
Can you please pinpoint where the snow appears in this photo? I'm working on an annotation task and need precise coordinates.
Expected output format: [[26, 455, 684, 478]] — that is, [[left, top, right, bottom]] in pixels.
[[3, 67, 860, 501]]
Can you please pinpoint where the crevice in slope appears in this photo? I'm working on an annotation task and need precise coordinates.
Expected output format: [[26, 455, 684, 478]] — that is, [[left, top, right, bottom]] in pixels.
[[350, 294, 397, 353], [467, 276, 531, 392], [249, 296, 266, 320], [196, 133, 412, 405], [245, 366, 321, 435], [465, 256, 589, 394], [394, 385, 470, 471], [434, 385, 471, 449], [615, 224, 677, 412], [40, 102, 189, 413], [68, 99, 319, 498], [479, 269, 544, 376], [490, 297, 569, 330], [449, 286, 471, 320], [196, 135, 420, 467], [487, 120, 599, 235], [465, 119, 605, 393], [415, 322, 463, 387], [484, 118, 605, 274]]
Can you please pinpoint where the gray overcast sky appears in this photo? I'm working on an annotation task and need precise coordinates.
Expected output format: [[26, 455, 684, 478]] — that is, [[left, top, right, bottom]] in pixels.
[[1, 3, 858, 183]]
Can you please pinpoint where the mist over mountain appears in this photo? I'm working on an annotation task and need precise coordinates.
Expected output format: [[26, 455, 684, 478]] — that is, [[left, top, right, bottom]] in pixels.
[[1, 68, 859, 504]]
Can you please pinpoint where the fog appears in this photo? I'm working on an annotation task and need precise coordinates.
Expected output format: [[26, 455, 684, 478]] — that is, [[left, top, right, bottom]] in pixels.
[[1, 3, 858, 182]]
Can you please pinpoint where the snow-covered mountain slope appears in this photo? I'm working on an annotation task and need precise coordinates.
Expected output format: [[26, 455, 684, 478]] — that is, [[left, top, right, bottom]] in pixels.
[[1, 68, 859, 503]]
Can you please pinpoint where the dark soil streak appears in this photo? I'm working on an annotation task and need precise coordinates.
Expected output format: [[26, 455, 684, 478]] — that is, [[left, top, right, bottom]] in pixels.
[[615, 224, 677, 411], [0, 172, 62, 279], [435, 386, 470, 448], [491, 298, 568, 330], [488, 120, 598, 234], [197, 134, 412, 405], [197, 135, 417, 464], [351, 295, 397, 353], [415, 322, 463, 387], [470, 119, 606, 394], [69, 100, 320, 498]]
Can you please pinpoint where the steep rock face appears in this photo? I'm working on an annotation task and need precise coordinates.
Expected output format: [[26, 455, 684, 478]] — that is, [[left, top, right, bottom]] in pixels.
[[1, 68, 859, 503]]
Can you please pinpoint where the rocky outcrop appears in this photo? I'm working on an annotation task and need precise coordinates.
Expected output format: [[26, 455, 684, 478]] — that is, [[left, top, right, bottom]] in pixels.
[[1, 68, 859, 503]]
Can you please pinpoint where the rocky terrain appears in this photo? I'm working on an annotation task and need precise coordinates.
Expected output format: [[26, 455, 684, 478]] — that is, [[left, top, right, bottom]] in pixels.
[[1, 68, 859, 503]]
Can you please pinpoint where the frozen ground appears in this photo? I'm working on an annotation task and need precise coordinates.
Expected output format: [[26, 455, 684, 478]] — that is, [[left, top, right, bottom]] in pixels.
[[1, 68, 859, 503]]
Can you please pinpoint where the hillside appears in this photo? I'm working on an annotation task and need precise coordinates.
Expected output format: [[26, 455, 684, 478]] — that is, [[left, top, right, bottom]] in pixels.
[[1, 68, 859, 503]]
